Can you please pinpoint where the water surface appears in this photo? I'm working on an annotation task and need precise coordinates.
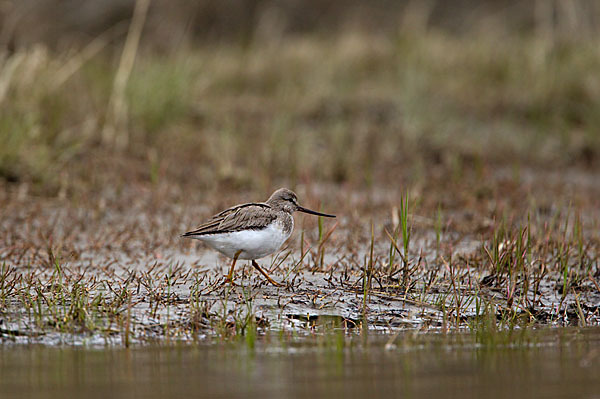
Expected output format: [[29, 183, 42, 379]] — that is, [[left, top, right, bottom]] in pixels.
[[2, 327, 599, 398]]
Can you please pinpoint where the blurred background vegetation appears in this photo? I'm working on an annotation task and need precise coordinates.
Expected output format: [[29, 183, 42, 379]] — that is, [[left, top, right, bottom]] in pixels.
[[1, 0, 599, 196]]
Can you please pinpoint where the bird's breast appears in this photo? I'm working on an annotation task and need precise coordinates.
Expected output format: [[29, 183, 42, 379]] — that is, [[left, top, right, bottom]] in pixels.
[[280, 213, 294, 236]]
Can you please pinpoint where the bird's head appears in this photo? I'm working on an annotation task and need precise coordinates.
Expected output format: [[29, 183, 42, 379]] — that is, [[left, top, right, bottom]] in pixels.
[[267, 188, 336, 218]]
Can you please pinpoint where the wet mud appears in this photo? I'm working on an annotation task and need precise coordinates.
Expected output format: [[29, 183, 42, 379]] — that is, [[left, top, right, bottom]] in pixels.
[[1, 166, 599, 345]]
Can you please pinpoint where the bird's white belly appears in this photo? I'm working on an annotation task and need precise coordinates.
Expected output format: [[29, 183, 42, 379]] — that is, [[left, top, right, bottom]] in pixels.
[[193, 222, 291, 260]]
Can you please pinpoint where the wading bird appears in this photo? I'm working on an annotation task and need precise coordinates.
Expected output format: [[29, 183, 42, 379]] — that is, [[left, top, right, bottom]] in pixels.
[[182, 188, 335, 286]]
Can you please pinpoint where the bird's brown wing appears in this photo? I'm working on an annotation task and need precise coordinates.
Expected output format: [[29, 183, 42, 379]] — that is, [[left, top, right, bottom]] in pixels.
[[182, 202, 276, 237]]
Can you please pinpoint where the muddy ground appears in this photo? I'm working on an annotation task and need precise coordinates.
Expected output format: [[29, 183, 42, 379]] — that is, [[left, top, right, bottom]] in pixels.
[[1, 163, 599, 345]]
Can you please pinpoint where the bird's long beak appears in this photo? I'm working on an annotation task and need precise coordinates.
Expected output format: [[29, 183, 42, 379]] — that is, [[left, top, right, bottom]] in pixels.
[[296, 205, 336, 218]]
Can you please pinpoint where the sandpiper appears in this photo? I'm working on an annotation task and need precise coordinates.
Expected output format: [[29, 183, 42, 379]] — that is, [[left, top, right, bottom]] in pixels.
[[182, 188, 335, 286]]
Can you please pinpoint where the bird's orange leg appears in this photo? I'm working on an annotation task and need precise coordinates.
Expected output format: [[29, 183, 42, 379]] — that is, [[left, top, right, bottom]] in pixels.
[[225, 251, 242, 284], [251, 260, 284, 287]]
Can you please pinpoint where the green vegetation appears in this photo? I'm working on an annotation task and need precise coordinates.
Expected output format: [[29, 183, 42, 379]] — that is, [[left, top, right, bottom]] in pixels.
[[1, 29, 600, 192]]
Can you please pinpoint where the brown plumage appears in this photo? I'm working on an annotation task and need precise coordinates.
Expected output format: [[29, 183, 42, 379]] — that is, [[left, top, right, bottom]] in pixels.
[[182, 203, 278, 237]]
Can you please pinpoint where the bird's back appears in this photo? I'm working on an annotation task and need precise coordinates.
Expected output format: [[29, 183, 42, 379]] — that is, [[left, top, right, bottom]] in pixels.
[[182, 202, 277, 237]]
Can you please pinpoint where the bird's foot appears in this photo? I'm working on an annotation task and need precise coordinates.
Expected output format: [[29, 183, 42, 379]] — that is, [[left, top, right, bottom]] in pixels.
[[222, 275, 240, 287], [251, 260, 285, 287]]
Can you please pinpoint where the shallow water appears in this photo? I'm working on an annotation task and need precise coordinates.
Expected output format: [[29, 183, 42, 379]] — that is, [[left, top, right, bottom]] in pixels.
[[1, 327, 599, 399]]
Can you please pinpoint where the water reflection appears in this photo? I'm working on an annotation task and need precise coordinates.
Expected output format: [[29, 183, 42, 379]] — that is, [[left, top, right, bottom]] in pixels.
[[1, 328, 599, 398]]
